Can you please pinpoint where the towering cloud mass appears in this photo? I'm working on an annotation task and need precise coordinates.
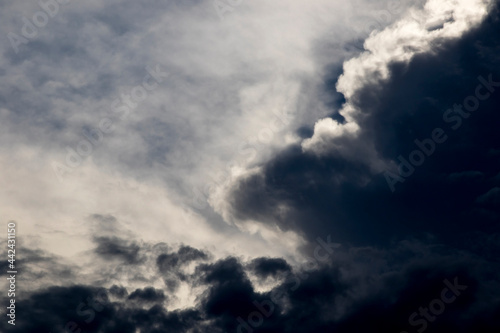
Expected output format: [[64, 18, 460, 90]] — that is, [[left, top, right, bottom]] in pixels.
[[1, 0, 499, 332], [222, 0, 500, 246]]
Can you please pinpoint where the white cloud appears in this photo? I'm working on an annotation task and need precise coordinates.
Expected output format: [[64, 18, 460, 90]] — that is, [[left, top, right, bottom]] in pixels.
[[303, 0, 491, 156]]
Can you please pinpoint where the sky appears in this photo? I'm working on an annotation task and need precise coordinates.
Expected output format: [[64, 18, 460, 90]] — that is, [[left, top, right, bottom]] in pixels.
[[0, 0, 499, 332]]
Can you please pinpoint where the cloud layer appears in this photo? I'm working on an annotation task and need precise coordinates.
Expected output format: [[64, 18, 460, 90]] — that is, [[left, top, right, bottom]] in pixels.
[[1, 0, 499, 331]]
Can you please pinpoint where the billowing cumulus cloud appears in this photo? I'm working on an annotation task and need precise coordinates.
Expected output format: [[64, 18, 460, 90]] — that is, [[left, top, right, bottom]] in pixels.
[[221, 0, 500, 246]]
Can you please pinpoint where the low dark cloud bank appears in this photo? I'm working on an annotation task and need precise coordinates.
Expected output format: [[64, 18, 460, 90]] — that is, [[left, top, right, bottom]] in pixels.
[[2, 239, 499, 332]]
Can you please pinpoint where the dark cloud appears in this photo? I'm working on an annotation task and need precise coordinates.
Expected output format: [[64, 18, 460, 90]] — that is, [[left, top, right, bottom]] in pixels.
[[227, 0, 500, 247], [157, 245, 209, 292], [178, 245, 209, 262], [197, 258, 256, 319], [2, 240, 500, 333], [0, 284, 202, 333], [94, 236, 141, 264], [157, 245, 208, 272], [0, 243, 76, 288], [0, 286, 113, 333], [128, 287, 167, 303], [249, 257, 292, 279], [476, 186, 500, 206], [109, 285, 128, 298], [197, 244, 499, 333]]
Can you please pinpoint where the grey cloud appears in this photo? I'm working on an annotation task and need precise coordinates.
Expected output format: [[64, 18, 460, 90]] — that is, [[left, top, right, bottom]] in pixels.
[[93, 236, 141, 264]]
